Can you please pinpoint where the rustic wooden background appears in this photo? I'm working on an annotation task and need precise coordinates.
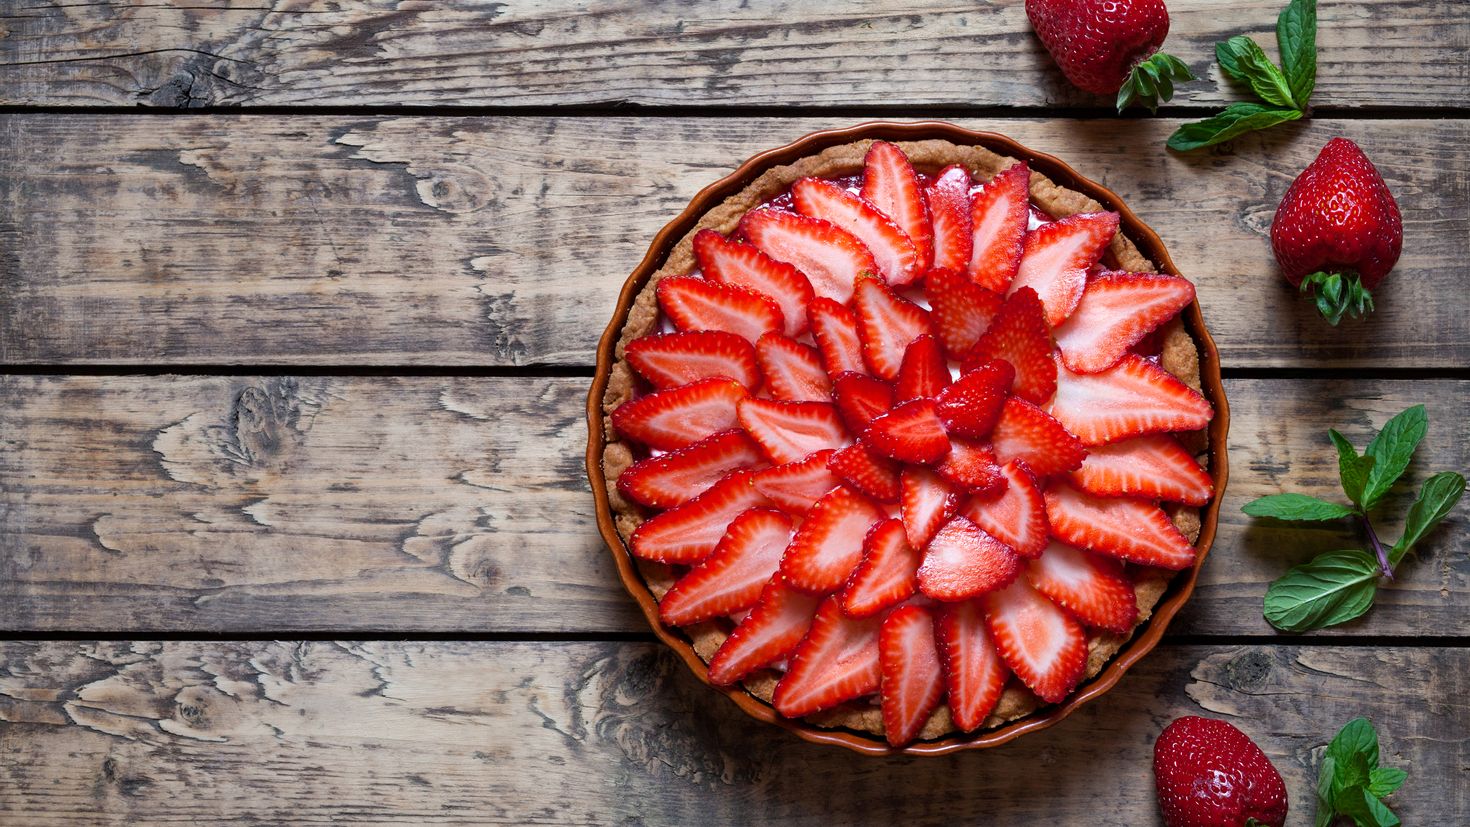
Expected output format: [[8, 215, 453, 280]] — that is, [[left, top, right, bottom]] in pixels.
[[1, 2, 1466, 824]]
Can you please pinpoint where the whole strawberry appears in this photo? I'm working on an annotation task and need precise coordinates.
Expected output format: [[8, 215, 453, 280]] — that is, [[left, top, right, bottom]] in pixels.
[[1154, 716, 1288, 827], [1026, 0, 1194, 112], [1271, 137, 1403, 325]]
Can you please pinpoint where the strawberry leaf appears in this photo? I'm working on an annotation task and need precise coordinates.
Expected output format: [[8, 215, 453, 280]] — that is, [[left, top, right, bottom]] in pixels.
[[1329, 429, 1374, 508], [1167, 102, 1303, 151], [1244, 493, 1356, 521], [1277, 0, 1318, 106], [1216, 35, 1298, 108], [1117, 52, 1195, 113], [1300, 271, 1375, 326], [1263, 549, 1379, 632], [1361, 404, 1428, 510]]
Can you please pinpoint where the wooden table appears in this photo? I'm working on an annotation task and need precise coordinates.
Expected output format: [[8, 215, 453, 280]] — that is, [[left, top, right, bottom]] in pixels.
[[1, 3, 1465, 823]]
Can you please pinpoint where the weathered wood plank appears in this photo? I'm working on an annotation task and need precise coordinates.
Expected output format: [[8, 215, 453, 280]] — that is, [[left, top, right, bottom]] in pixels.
[[3, 375, 1463, 636], [0, 641, 1463, 825], [0, 1, 1464, 109], [3, 115, 1466, 367]]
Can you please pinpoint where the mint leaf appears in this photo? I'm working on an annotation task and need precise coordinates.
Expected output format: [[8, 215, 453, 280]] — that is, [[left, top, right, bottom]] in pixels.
[[1167, 102, 1303, 151], [1264, 550, 1379, 631], [1368, 767, 1407, 798], [1329, 429, 1374, 508], [1216, 35, 1298, 108], [1337, 787, 1400, 827], [1244, 493, 1356, 521], [1277, 0, 1318, 105], [1361, 405, 1428, 510], [1327, 717, 1381, 770], [1315, 754, 1338, 827], [1389, 471, 1466, 564]]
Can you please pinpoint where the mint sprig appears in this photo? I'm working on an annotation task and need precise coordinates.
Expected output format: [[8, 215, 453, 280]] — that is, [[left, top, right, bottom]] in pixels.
[[1245, 405, 1466, 631], [1168, 0, 1316, 151], [1316, 718, 1405, 827]]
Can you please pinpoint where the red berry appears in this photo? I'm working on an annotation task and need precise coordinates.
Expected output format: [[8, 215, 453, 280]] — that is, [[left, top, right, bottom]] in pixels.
[[1153, 716, 1288, 827], [1026, 0, 1185, 109], [1271, 138, 1403, 324]]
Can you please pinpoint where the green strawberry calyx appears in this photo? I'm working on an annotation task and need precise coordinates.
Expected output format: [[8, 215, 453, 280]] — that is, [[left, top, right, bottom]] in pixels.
[[1117, 52, 1195, 113], [1299, 271, 1375, 326]]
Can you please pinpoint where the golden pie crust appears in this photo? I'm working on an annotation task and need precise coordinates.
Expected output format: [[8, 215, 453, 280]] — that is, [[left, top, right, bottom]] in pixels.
[[599, 137, 1209, 743]]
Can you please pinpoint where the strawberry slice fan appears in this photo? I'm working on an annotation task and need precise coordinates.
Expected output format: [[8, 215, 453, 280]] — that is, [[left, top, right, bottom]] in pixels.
[[590, 125, 1228, 754]]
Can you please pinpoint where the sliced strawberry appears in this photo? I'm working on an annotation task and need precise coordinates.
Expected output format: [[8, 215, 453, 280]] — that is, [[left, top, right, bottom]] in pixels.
[[751, 449, 841, 515], [935, 600, 1010, 731], [629, 469, 770, 563], [1008, 211, 1120, 327], [982, 577, 1087, 703], [1050, 354, 1212, 447], [862, 399, 950, 465], [967, 286, 1057, 405], [918, 515, 1022, 601], [832, 371, 896, 434], [861, 141, 933, 271], [924, 267, 1005, 359], [707, 578, 823, 686], [756, 332, 832, 403], [741, 209, 877, 306], [900, 466, 962, 549], [737, 397, 849, 465], [925, 165, 974, 273], [779, 485, 886, 594], [839, 518, 921, 618], [990, 397, 1087, 478], [935, 359, 1014, 439], [625, 330, 760, 391], [935, 436, 1006, 495], [808, 297, 866, 379], [1026, 541, 1138, 634], [773, 597, 884, 718], [1071, 434, 1213, 506], [617, 428, 765, 509], [853, 276, 933, 381], [968, 162, 1030, 292], [1044, 481, 1196, 570], [659, 508, 793, 626], [961, 459, 1049, 558], [879, 604, 946, 746], [1053, 272, 1195, 374], [694, 229, 816, 337], [656, 275, 784, 344], [792, 177, 921, 287], [827, 443, 901, 503], [611, 377, 747, 451], [895, 334, 950, 402]]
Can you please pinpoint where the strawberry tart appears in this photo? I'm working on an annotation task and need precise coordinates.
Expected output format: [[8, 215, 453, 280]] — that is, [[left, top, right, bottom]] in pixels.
[[595, 135, 1218, 748]]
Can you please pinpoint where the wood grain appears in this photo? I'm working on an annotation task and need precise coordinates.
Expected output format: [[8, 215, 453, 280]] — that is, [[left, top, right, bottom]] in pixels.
[[2, 115, 1466, 367], [1, 1, 1465, 109], [3, 374, 1463, 636], [0, 640, 1463, 824]]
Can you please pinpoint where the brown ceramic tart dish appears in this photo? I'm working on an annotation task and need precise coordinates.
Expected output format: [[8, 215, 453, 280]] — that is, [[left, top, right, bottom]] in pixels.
[[587, 122, 1229, 755]]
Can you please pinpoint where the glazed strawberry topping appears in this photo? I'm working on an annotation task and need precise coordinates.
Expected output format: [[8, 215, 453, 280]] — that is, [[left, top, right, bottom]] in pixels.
[[610, 142, 1213, 746], [968, 162, 1030, 292], [838, 518, 922, 618]]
